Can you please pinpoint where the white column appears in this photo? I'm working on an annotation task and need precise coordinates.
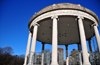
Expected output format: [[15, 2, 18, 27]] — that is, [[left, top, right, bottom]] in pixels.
[[78, 16, 91, 65], [65, 45, 68, 65], [51, 15, 58, 65], [66, 57, 69, 65], [23, 31, 32, 65], [41, 43, 45, 65], [79, 52, 82, 65], [93, 25, 100, 52], [28, 24, 39, 65]]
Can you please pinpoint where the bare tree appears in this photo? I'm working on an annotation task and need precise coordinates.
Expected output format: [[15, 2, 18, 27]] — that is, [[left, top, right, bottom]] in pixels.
[[0, 47, 25, 65], [0, 47, 13, 65]]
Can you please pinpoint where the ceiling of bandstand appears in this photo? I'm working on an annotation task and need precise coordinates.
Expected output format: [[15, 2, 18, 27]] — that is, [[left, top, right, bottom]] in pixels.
[[31, 16, 94, 45]]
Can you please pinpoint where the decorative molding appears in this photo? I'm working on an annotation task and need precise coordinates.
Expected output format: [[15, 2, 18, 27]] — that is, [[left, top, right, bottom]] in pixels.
[[51, 15, 58, 19], [33, 23, 40, 26], [78, 16, 84, 19], [30, 10, 98, 28], [91, 23, 96, 26]]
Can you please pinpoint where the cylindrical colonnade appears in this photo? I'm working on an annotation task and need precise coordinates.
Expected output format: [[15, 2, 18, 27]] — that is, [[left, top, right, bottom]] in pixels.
[[23, 3, 100, 65]]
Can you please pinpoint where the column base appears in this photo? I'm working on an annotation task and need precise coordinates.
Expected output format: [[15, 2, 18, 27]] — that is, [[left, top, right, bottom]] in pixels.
[[83, 62, 91, 65], [28, 62, 33, 65], [51, 62, 58, 65]]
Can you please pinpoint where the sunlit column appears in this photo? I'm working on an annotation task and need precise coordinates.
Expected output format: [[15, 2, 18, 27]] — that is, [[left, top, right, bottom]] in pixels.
[[93, 24, 100, 52], [23, 31, 32, 65], [79, 52, 82, 65], [51, 15, 58, 65], [41, 43, 45, 65], [28, 23, 39, 65], [65, 45, 68, 65], [66, 57, 69, 65], [78, 16, 91, 65]]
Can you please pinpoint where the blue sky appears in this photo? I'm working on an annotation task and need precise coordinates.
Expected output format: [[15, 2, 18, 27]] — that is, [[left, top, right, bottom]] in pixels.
[[0, 0, 100, 59]]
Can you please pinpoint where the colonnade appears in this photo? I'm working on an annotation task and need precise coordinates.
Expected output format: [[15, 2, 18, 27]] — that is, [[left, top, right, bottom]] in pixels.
[[23, 16, 100, 65]]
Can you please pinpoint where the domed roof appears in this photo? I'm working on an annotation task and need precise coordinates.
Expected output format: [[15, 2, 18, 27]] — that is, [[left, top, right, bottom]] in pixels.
[[28, 3, 99, 27]]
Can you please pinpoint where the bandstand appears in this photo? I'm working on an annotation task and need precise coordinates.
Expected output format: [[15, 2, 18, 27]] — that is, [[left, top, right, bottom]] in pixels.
[[23, 3, 100, 65]]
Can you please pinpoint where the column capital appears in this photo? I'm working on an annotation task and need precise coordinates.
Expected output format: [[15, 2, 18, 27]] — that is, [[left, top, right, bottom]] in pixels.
[[91, 23, 96, 26], [33, 23, 40, 26], [51, 15, 58, 19], [78, 16, 84, 19]]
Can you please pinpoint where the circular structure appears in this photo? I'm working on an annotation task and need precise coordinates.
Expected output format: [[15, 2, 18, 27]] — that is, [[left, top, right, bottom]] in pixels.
[[29, 3, 99, 45], [24, 3, 100, 65]]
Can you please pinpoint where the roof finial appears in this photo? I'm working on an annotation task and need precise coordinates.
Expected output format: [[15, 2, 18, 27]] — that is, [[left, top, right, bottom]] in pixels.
[[78, 4, 81, 6], [53, 4, 56, 6]]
